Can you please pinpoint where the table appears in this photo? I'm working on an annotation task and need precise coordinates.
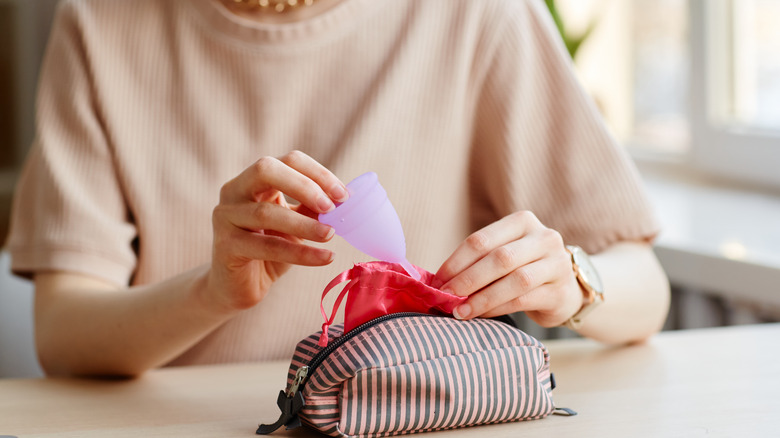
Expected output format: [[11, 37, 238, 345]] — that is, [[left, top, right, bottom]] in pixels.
[[1, 324, 779, 437]]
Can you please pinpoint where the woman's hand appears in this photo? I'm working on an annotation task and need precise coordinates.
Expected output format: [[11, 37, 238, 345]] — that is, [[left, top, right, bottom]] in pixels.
[[205, 151, 348, 314], [435, 211, 584, 327]]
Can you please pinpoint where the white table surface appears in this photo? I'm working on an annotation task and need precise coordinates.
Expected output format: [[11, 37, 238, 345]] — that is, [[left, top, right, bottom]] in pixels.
[[2, 323, 778, 437]]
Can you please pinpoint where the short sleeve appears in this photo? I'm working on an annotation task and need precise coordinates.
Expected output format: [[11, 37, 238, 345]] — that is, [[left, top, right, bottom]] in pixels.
[[469, 0, 659, 254], [7, 0, 137, 286]]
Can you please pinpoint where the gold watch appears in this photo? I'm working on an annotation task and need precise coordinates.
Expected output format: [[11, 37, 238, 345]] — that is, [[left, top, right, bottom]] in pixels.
[[562, 245, 604, 330]]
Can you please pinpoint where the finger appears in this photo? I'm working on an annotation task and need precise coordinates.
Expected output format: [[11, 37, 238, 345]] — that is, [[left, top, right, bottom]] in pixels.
[[219, 227, 334, 267], [435, 211, 541, 285], [478, 284, 559, 319], [441, 236, 542, 297], [221, 154, 346, 214], [291, 202, 319, 221], [279, 150, 349, 202], [214, 201, 335, 243], [452, 258, 556, 320]]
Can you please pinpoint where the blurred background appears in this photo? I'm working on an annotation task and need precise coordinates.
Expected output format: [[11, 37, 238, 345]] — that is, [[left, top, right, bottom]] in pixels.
[[1, 0, 779, 377], [546, 0, 780, 334]]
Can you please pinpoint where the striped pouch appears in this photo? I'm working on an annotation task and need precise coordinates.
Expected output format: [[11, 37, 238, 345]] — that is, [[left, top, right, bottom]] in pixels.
[[257, 313, 559, 437]]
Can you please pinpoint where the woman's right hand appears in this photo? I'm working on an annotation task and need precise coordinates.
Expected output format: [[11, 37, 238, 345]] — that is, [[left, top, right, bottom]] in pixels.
[[204, 150, 348, 313]]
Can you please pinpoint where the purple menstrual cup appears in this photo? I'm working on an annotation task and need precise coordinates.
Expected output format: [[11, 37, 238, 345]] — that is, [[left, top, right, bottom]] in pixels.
[[319, 172, 421, 280]]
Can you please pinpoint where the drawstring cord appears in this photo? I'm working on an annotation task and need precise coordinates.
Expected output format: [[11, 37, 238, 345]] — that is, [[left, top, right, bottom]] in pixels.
[[318, 269, 359, 347]]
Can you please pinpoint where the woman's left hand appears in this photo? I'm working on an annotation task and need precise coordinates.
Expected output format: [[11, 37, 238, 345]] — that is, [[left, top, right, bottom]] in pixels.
[[435, 210, 584, 327]]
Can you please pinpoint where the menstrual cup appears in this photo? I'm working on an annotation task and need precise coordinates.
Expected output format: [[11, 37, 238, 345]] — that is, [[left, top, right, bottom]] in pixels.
[[319, 172, 421, 280]]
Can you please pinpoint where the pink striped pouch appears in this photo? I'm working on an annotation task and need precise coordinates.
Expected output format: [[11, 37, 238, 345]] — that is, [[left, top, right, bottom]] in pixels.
[[257, 313, 560, 437]]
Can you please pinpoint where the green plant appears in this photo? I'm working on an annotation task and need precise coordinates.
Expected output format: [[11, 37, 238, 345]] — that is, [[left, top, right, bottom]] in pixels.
[[544, 0, 598, 59]]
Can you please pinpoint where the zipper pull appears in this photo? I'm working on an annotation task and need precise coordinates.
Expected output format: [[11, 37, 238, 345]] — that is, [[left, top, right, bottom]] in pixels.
[[256, 366, 308, 435], [553, 406, 578, 416], [287, 366, 309, 397]]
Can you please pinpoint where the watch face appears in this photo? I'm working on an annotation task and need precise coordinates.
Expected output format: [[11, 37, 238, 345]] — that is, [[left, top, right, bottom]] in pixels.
[[569, 246, 604, 293]]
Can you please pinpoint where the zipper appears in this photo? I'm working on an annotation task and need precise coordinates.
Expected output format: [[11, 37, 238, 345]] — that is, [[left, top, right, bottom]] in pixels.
[[287, 311, 518, 397], [287, 365, 309, 397], [287, 312, 434, 397]]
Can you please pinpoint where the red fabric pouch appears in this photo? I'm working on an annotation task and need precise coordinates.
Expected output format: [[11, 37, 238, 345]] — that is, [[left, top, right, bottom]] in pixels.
[[317, 261, 467, 346]]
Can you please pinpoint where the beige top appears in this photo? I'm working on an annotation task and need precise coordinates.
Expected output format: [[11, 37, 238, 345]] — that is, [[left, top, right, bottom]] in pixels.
[[8, 0, 658, 365]]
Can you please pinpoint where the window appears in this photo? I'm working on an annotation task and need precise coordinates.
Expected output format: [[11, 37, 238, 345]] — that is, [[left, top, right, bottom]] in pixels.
[[555, 0, 780, 188], [692, 0, 780, 187], [630, 0, 690, 155], [721, 0, 780, 129]]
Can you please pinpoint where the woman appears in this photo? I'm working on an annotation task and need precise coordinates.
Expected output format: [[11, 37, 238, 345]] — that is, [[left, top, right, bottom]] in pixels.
[[8, 0, 669, 377]]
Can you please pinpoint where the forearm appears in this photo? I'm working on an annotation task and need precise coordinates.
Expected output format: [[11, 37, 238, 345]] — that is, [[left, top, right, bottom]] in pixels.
[[32, 152, 346, 378], [34, 266, 235, 377], [575, 241, 671, 345]]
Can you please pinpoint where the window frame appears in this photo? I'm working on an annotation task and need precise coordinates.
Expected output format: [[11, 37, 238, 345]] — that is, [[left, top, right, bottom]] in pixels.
[[687, 0, 780, 188]]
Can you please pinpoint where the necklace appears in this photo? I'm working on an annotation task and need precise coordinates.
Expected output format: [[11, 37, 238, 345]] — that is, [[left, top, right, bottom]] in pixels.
[[229, 0, 316, 13]]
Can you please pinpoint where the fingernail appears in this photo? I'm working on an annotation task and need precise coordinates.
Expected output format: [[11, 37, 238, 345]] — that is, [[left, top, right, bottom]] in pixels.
[[316, 224, 335, 240], [453, 304, 471, 320], [318, 250, 334, 263], [442, 284, 467, 297], [317, 194, 335, 213], [331, 184, 349, 202]]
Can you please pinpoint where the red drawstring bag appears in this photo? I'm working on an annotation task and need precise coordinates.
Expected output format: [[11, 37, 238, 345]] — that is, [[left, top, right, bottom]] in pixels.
[[318, 261, 467, 347]]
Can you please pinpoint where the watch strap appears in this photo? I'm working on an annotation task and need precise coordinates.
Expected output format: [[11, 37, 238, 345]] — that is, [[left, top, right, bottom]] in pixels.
[[562, 245, 604, 330]]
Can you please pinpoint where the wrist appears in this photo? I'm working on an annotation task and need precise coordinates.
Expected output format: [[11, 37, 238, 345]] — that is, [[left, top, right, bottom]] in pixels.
[[561, 245, 605, 330], [193, 266, 244, 320]]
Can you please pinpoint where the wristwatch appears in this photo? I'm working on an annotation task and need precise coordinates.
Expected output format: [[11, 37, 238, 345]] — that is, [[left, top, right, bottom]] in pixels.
[[562, 245, 604, 330]]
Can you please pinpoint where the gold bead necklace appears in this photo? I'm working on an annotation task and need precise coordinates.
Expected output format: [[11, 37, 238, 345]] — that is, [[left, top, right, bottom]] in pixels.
[[230, 0, 316, 13]]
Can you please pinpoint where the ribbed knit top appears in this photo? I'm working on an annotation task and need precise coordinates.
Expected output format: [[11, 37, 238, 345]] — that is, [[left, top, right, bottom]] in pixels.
[[8, 0, 658, 365]]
